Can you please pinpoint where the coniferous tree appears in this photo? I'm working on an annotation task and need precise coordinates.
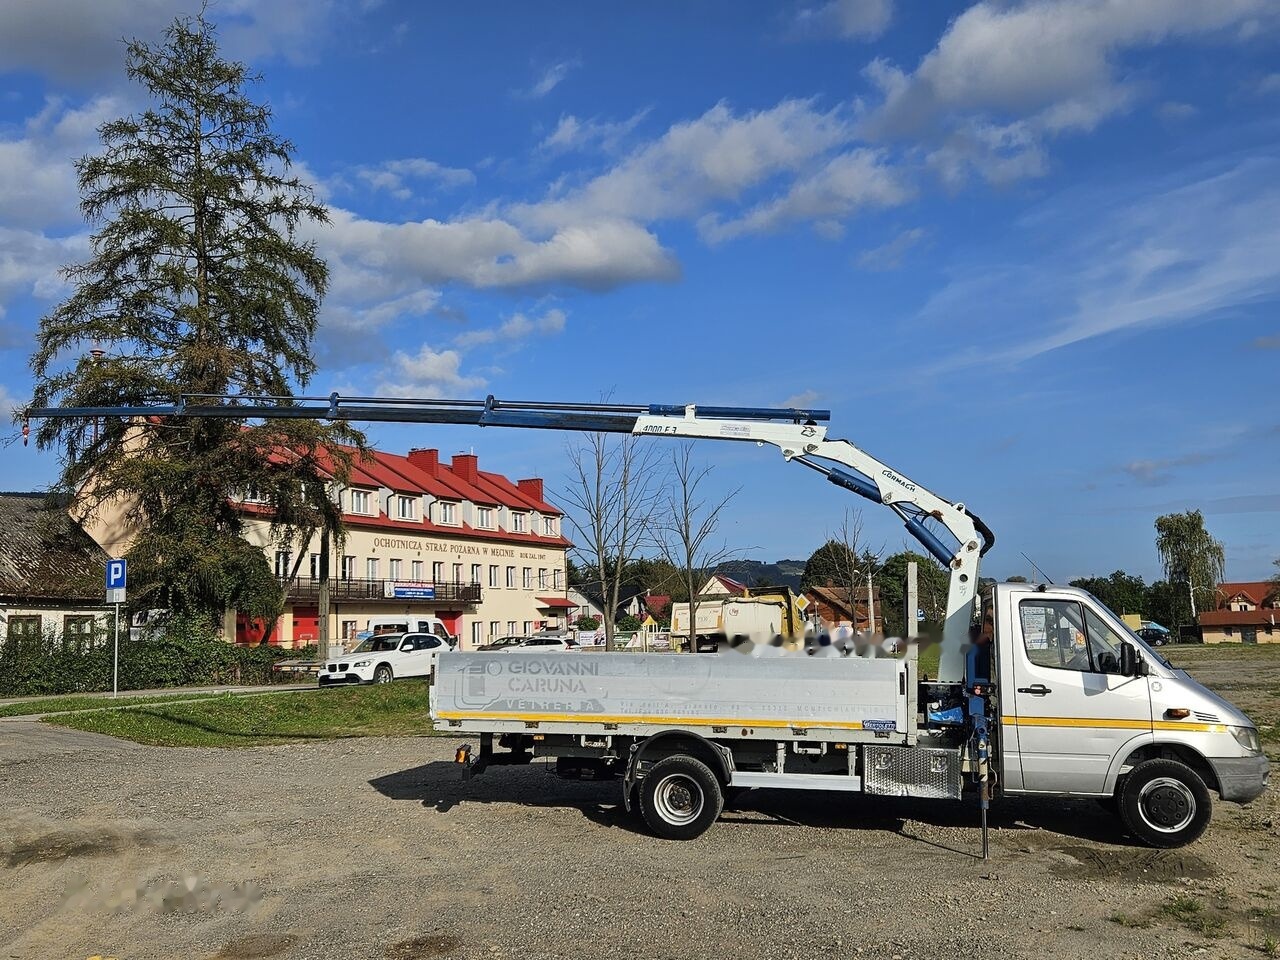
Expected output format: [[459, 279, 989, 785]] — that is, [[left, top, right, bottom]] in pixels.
[[30, 14, 360, 630]]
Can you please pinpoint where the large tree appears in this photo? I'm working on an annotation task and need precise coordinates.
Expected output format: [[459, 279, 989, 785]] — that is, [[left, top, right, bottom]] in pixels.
[[877, 551, 950, 637], [29, 14, 360, 631], [1154, 510, 1226, 632], [1069, 570, 1148, 619]]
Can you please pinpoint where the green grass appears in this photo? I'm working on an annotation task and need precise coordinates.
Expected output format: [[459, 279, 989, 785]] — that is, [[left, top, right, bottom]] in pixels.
[[0, 691, 241, 718], [1107, 912, 1152, 929], [44, 682, 440, 747], [1159, 895, 1228, 938]]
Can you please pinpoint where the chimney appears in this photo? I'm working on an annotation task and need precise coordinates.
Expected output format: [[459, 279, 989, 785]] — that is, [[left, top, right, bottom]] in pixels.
[[517, 478, 544, 501], [408, 448, 439, 476], [451, 453, 478, 483]]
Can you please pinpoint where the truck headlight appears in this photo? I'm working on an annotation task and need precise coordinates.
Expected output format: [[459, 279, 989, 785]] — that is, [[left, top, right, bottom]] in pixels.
[[1230, 726, 1261, 754], [352, 659, 371, 668]]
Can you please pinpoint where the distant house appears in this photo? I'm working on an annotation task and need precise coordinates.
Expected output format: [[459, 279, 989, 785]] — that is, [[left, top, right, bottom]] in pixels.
[[804, 584, 883, 634], [0, 493, 110, 646], [566, 586, 608, 625], [698, 574, 748, 599], [1200, 581, 1279, 644]]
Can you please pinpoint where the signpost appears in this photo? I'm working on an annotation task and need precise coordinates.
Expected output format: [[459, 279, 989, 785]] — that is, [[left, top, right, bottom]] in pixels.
[[105, 559, 127, 697]]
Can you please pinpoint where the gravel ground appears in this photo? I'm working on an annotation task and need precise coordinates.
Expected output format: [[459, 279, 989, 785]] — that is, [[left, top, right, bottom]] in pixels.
[[1, 720, 1276, 960]]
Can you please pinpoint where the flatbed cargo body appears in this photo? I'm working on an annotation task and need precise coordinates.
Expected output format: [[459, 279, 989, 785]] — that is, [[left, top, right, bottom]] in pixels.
[[431, 651, 916, 744]]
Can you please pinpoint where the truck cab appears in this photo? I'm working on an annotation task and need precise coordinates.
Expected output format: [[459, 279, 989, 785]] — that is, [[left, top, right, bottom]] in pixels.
[[990, 583, 1268, 845]]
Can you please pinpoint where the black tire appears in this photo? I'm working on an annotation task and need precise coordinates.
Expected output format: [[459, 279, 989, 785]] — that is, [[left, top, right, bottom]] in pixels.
[[1118, 758, 1212, 848], [639, 755, 723, 841], [373, 664, 394, 684]]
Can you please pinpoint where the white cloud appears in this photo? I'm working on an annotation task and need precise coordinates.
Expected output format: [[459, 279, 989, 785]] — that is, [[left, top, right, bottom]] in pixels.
[[1257, 73, 1280, 95], [699, 149, 909, 243], [378, 344, 487, 396], [454, 308, 566, 348], [1122, 453, 1210, 486], [351, 157, 475, 200], [1158, 100, 1198, 121], [856, 226, 927, 271], [794, 0, 893, 40], [920, 159, 1280, 371], [515, 100, 853, 231], [0, 0, 367, 86], [523, 59, 580, 99], [0, 384, 17, 423], [538, 110, 650, 155], [314, 209, 679, 293], [863, 0, 1277, 184], [781, 389, 822, 409], [0, 227, 88, 318]]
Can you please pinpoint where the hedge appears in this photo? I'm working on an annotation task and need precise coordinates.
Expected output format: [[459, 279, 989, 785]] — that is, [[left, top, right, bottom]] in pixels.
[[0, 614, 308, 697]]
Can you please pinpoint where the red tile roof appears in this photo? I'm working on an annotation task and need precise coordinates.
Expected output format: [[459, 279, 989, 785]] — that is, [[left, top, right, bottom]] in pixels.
[[536, 596, 576, 609], [1215, 581, 1278, 607], [1200, 608, 1280, 627], [714, 575, 748, 596]]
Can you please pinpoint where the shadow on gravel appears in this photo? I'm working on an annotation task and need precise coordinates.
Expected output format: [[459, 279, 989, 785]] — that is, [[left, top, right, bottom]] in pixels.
[[368, 761, 1142, 852]]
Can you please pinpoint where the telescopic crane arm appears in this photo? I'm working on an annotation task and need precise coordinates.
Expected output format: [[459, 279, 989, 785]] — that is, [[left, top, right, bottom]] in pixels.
[[23, 393, 994, 681]]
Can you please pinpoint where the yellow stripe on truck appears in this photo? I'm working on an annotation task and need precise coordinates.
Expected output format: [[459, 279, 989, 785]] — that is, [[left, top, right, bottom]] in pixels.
[[1001, 716, 1227, 733], [435, 710, 867, 730]]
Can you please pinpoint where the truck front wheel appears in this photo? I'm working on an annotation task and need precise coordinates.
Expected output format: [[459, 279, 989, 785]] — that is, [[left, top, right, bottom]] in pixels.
[[639, 756, 723, 841], [1118, 758, 1211, 848]]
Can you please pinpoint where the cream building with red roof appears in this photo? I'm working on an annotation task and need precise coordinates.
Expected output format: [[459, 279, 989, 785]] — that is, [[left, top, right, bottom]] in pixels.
[[238, 445, 572, 650]]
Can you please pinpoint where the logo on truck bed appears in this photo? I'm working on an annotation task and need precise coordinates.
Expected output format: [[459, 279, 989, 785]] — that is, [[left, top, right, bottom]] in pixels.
[[863, 719, 897, 732]]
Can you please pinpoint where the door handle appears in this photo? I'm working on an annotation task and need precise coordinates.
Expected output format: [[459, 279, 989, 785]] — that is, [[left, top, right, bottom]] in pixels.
[[1017, 684, 1052, 696]]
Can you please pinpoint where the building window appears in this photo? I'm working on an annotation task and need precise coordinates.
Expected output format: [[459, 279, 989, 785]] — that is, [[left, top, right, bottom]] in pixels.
[[490, 620, 500, 639], [471, 622, 483, 648], [538, 568, 548, 589], [506, 566, 516, 588], [242, 486, 267, 504], [453, 563, 463, 583], [6, 615, 41, 642], [511, 512, 526, 533], [412, 560, 424, 581], [341, 555, 355, 580], [440, 502, 457, 524], [489, 565, 500, 588], [63, 615, 95, 646], [341, 620, 358, 640], [396, 495, 416, 520], [309, 553, 321, 580], [367, 558, 379, 580], [351, 490, 371, 514], [274, 550, 292, 578], [508, 621, 517, 635], [523, 620, 533, 635], [471, 563, 482, 584], [544, 517, 556, 536], [554, 568, 563, 590], [432, 561, 444, 582], [477, 507, 492, 528], [389, 559, 402, 581], [523, 567, 533, 589]]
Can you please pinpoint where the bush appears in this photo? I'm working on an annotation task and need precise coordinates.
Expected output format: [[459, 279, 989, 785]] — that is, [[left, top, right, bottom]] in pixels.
[[616, 614, 643, 632], [0, 613, 301, 697], [574, 615, 601, 630]]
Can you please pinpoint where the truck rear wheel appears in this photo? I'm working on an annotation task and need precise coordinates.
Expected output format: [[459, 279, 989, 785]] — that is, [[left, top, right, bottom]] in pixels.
[[639, 756, 723, 841], [1118, 759, 1211, 848]]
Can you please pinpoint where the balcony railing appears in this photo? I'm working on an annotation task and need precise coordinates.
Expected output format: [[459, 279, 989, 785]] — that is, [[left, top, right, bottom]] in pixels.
[[281, 577, 482, 605]]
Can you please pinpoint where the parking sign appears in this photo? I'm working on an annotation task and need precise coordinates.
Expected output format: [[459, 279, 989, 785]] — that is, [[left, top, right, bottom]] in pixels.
[[106, 558, 127, 604]]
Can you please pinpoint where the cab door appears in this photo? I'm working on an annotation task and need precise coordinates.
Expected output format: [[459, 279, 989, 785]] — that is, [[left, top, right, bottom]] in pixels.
[[1008, 594, 1152, 794]]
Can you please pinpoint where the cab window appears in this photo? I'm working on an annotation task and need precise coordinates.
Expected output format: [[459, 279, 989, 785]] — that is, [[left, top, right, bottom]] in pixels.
[[1019, 599, 1094, 672]]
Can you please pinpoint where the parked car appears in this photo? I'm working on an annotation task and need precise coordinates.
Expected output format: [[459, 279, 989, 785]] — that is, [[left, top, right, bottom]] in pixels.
[[1136, 627, 1168, 647], [499, 635, 580, 652], [318, 631, 450, 686], [476, 635, 525, 652]]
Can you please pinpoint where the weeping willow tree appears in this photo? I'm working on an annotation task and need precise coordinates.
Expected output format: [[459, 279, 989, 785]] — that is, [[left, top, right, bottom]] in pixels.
[[1154, 510, 1226, 632], [29, 14, 361, 634]]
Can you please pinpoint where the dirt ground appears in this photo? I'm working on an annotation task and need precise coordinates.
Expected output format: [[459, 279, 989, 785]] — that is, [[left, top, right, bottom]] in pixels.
[[1, 649, 1277, 960]]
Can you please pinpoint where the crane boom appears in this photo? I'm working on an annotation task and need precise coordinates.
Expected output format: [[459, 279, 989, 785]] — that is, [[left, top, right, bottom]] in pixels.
[[24, 392, 993, 681]]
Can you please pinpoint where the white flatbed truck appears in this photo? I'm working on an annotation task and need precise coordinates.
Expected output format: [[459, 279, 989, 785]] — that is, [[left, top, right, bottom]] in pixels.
[[25, 394, 1270, 851]]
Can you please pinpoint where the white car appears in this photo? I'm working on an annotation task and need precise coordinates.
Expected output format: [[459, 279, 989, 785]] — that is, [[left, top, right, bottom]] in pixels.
[[499, 635, 579, 652], [319, 632, 451, 686]]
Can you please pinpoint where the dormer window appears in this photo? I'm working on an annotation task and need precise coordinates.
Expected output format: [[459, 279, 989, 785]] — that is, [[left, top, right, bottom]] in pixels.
[[543, 516, 556, 536], [351, 490, 372, 514], [511, 512, 525, 533], [440, 501, 457, 524], [396, 495, 416, 520], [477, 506, 493, 528]]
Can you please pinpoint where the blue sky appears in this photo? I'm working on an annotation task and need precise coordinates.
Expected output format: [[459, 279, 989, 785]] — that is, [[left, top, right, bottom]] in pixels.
[[1, 1, 1278, 583]]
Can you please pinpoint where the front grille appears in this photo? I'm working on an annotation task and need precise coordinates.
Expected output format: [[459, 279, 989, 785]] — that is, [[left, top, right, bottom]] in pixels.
[[328, 664, 339, 672], [863, 745, 962, 799]]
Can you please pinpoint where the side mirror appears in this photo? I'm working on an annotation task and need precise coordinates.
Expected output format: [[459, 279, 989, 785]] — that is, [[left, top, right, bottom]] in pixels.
[[1120, 641, 1148, 678]]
